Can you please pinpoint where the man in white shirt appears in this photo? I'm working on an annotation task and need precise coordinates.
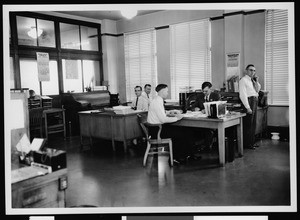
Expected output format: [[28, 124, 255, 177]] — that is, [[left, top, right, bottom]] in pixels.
[[148, 84, 197, 164], [131, 86, 149, 111], [239, 64, 261, 150], [141, 84, 152, 105]]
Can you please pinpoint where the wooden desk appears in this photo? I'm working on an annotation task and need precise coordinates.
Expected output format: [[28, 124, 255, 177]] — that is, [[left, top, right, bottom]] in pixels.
[[43, 108, 66, 140], [78, 110, 147, 152], [172, 112, 246, 166], [12, 168, 67, 208]]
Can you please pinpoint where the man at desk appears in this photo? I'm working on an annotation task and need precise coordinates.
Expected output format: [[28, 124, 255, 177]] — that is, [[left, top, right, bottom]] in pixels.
[[191, 82, 220, 112], [190, 82, 220, 151], [148, 84, 197, 164], [141, 84, 152, 105], [131, 86, 149, 111]]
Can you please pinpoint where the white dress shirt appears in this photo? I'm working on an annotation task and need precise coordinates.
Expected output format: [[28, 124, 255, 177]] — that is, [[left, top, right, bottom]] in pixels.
[[131, 95, 149, 111], [239, 75, 261, 109], [141, 91, 152, 104], [147, 95, 178, 124]]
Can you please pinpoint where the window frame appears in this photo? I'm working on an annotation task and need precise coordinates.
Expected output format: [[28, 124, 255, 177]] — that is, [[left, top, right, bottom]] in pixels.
[[9, 11, 103, 95]]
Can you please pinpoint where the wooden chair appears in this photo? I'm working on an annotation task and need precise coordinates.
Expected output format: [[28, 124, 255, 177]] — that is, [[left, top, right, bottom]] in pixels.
[[29, 107, 44, 140], [137, 114, 173, 166]]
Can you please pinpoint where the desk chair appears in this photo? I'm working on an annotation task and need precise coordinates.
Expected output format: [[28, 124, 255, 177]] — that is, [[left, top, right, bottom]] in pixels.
[[137, 114, 173, 166], [29, 107, 44, 140]]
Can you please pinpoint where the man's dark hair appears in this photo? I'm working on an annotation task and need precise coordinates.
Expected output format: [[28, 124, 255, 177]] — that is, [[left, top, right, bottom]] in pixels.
[[246, 64, 255, 70], [134, 86, 142, 91], [155, 84, 168, 92], [144, 84, 151, 88], [201, 82, 212, 90]]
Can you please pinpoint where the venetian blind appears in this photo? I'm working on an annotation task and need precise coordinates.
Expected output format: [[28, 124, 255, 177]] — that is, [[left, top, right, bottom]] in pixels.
[[265, 9, 289, 105], [170, 19, 211, 100], [124, 29, 157, 101]]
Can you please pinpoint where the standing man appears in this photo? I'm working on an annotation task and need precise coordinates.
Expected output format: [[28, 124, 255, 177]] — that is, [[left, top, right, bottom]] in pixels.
[[239, 64, 261, 149], [141, 84, 152, 105], [131, 86, 149, 111]]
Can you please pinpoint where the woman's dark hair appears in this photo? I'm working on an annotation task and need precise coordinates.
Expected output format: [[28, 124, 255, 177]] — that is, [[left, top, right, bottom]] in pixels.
[[201, 82, 212, 90], [155, 84, 168, 92]]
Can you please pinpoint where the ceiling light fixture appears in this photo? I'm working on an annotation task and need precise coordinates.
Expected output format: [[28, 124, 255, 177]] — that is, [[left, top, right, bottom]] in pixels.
[[27, 27, 43, 39], [121, 9, 138, 19]]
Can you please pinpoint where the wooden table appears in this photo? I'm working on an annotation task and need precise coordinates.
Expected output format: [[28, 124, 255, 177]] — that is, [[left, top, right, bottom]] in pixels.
[[78, 110, 147, 152], [172, 112, 246, 166]]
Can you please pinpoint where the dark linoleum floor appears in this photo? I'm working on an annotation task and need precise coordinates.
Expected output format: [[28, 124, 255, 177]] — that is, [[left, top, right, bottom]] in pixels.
[[47, 135, 290, 208]]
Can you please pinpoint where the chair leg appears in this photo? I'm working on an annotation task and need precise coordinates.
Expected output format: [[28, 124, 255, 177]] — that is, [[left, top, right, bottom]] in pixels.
[[169, 140, 173, 166], [143, 142, 151, 166]]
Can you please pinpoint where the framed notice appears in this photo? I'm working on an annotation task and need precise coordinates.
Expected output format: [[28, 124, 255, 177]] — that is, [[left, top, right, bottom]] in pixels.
[[36, 52, 50, 81], [226, 52, 240, 80]]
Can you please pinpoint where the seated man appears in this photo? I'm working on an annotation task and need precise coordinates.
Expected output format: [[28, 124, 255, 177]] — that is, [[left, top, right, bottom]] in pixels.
[[141, 84, 152, 105], [131, 86, 149, 111], [147, 84, 198, 164], [29, 89, 41, 100], [190, 81, 220, 112], [191, 82, 220, 151]]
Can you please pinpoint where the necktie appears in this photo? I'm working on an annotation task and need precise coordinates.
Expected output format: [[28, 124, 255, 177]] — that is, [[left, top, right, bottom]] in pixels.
[[252, 78, 259, 92], [147, 94, 149, 98], [205, 95, 209, 102], [135, 97, 139, 109]]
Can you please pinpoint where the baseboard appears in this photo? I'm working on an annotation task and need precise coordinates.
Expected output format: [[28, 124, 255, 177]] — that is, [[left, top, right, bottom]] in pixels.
[[267, 126, 289, 141]]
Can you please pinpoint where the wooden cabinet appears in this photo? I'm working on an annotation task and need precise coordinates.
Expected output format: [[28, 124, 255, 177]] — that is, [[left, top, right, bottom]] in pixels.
[[255, 106, 268, 136], [12, 168, 67, 208]]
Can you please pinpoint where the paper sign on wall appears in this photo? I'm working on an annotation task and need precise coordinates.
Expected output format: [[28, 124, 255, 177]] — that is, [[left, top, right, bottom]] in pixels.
[[37, 52, 50, 81], [65, 59, 79, 79], [226, 52, 240, 80]]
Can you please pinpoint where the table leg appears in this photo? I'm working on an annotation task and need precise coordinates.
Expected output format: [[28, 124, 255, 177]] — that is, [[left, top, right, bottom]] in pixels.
[[217, 124, 225, 166], [111, 116, 116, 152], [45, 113, 48, 141], [123, 140, 127, 153], [62, 110, 66, 140], [237, 118, 244, 157]]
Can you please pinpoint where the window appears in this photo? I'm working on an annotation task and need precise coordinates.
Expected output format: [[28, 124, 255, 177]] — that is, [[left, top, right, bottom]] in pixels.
[[60, 23, 81, 50], [17, 16, 56, 47], [170, 19, 211, 100], [20, 58, 59, 95], [265, 9, 289, 105], [62, 59, 101, 93], [124, 29, 157, 101], [10, 57, 15, 89], [80, 26, 99, 51]]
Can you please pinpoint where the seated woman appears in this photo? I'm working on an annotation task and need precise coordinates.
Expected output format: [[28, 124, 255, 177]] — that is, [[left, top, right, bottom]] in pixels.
[[29, 89, 42, 100]]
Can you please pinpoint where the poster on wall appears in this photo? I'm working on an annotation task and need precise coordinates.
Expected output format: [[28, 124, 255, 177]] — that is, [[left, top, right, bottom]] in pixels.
[[36, 52, 50, 81], [226, 52, 240, 80], [65, 59, 79, 79]]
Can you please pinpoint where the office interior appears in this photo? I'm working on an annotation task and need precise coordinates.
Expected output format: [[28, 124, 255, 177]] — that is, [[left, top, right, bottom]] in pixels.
[[5, 4, 294, 212]]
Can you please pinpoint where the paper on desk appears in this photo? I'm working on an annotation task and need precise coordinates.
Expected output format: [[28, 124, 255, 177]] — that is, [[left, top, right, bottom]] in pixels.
[[183, 111, 208, 118], [16, 134, 31, 154], [30, 138, 46, 152]]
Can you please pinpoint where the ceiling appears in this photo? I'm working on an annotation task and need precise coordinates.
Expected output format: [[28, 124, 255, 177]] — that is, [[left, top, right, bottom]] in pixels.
[[57, 10, 163, 21]]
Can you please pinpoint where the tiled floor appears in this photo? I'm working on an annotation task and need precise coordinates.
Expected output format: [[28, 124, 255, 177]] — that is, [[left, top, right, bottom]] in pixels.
[[47, 135, 290, 208]]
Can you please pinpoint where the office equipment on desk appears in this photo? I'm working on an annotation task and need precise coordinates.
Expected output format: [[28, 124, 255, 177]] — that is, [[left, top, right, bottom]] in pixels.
[[219, 92, 243, 112], [62, 90, 111, 135], [258, 90, 269, 107], [33, 147, 67, 172], [78, 110, 147, 152], [172, 112, 246, 166], [204, 101, 227, 118], [41, 96, 53, 109]]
